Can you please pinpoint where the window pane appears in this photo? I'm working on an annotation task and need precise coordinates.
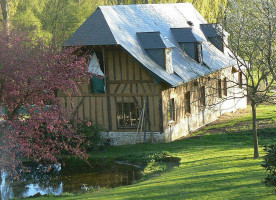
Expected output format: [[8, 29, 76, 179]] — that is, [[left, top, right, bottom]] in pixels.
[[117, 103, 124, 126], [185, 92, 191, 114], [218, 79, 222, 98], [223, 78, 227, 96], [201, 86, 206, 106], [117, 102, 138, 128]]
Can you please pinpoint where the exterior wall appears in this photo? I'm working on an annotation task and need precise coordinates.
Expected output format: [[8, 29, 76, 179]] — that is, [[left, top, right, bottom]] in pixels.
[[59, 45, 247, 145], [105, 46, 161, 133], [59, 46, 162, 134], [161, 66, 247, 142]]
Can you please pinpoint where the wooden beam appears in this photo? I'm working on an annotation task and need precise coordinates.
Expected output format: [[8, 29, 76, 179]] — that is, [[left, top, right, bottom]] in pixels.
[[112, 93, 159, 97], [102, 97, 105, 128], [121, 83, 128, 94], [104, 47, 112, 131], [140, 82, 146, 93], [95, 97, 98, 124], [109, 80, 153, 84], [114, 83, 121, 94], [119, 50, 123, 80], [59, 94, 105, 97], [113, 49, 116, 81], [115, 96, 119, 130], [159, 96, 163, 133]]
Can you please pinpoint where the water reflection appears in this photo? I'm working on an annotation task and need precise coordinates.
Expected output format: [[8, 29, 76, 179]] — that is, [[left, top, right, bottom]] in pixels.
[[22, 182, 63, 197], [1, 163, 140, 199], [1, 170, 13, 200]]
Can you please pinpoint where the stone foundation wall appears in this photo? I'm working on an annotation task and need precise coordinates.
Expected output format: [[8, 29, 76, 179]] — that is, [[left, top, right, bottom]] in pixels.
[[101, 131, 164, 145]]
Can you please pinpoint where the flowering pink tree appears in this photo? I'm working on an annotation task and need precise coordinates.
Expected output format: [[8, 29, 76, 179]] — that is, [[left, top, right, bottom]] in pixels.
[[0, 28, 91, 175]]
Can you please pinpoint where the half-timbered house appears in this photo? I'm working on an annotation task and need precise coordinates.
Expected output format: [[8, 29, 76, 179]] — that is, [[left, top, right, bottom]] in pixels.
[[62, 3, 247, 145]]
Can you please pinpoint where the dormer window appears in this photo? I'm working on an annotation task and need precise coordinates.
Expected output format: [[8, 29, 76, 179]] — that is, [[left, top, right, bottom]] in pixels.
[[171, 28, 203, 64], [179, 42, 203, 64], [137, 32, 175, 74], [200, 24, 228, 53]]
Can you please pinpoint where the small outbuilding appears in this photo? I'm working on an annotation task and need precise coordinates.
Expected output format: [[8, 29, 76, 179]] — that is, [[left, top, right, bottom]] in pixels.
[[62, 3, 247, 145]]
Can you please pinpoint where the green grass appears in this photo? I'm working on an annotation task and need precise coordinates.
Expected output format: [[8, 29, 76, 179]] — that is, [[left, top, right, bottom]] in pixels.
[[30, 105, 276, 200]]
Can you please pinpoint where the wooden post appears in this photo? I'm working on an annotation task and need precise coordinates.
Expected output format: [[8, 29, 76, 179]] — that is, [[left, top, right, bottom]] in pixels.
[[103, 47, 112, 131]]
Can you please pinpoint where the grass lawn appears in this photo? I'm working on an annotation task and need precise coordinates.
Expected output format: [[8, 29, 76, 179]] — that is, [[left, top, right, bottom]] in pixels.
[[31, 105, 276, 200]]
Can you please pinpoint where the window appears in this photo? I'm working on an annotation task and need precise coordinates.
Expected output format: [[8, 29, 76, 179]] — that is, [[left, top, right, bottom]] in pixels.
[[168, 98, 175, 121], [185, 92, 191, 114], [200, 86, 206, 106], [181, 42, 203, 64], [238, 72, 242, 88], [89, 52, 105, 94], [117, 102, 138, 128], [218, 79, 222, 98], [223, 77, 227, 96], [208, 36, 224, 52]]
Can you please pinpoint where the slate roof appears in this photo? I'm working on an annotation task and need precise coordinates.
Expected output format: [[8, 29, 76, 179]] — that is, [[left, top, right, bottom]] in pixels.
[[63, 9, 117, 46], [64, 3, 236, 87]]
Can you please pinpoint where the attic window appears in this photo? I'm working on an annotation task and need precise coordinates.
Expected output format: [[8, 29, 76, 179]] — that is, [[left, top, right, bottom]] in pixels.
[[170, 28, 203, 64], [180, 42, 203, 64], [88, 52, 105, 94], [208, 37, 224, 52], [200, 24, 226, 52], [136, 32, 174, 74]]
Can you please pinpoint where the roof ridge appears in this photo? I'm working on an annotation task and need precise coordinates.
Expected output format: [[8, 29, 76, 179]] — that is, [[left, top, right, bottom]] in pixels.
[[98, 2, 192, 9]]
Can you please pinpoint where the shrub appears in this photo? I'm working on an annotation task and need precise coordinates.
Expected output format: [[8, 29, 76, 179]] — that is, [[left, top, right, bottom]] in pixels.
[[262, 144, 276, 189], [116, 151, 170, 166], [76, 121, 103, 151]]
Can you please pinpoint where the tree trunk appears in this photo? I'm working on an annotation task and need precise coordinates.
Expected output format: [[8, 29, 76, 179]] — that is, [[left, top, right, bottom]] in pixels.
[[0, 0, 9, 32], [251, 101, 259, 158]]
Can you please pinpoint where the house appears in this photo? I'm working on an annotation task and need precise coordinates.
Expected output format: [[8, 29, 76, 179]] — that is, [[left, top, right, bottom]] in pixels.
[[62, 3, 247, 145]]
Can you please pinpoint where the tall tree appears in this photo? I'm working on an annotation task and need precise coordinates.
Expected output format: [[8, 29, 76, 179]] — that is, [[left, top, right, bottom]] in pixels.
[[0, 0, 9, 30], [220, 0, 276, 158]]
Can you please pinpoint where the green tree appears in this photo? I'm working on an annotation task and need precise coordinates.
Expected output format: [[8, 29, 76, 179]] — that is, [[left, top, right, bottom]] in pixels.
[[220, 0, 276, 158]]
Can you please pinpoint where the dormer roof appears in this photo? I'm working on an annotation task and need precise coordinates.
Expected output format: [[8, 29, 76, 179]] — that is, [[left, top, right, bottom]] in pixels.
[[200, 23, 229, 37], [137, 32, 174, 49], [171, 28, 203, 43]]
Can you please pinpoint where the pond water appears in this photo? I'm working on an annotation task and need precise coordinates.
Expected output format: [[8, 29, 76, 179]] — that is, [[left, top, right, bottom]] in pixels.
[[0, 162, 141, 199]]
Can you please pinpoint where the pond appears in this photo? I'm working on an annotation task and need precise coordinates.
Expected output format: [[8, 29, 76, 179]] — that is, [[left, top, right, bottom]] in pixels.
[[0, 162, 141, 199]]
